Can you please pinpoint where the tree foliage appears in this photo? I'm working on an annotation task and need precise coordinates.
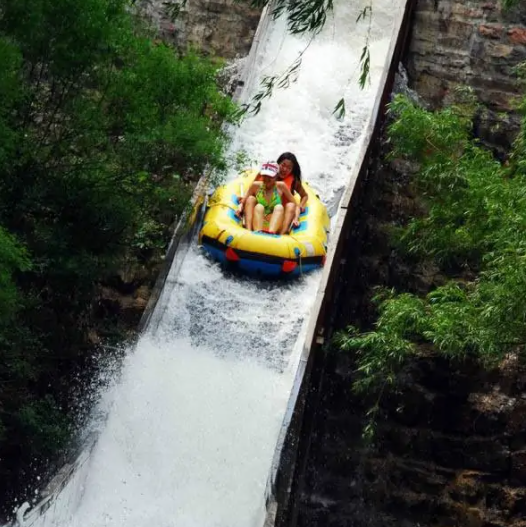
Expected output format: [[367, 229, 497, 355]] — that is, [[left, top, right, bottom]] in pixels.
[[0, 228, 31, 324], [0, 0, 234, 503], [338, 89, 526, 434], [248, 0, 334, 35]]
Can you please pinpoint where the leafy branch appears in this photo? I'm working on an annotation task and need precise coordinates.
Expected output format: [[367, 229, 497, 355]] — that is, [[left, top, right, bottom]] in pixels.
[[249, 0, 334, 35], [235, 48, 306, 118], [357, 2, 372, 90], [337, 88, 526, 437], [237, 0, 374, 120]]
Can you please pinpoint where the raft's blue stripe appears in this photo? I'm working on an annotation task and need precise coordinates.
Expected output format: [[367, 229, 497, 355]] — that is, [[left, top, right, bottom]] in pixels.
[[201, 244, 322, 278], [291, 221, 307, 234], [227, 209, 242, 223], [239, 260, 284, 277], [203, 245, 226, 264]]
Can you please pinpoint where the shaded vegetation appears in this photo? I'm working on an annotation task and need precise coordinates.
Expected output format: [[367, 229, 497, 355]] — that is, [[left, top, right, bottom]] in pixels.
[[337, 86, 526, 436], [0, 0, 234, 507]]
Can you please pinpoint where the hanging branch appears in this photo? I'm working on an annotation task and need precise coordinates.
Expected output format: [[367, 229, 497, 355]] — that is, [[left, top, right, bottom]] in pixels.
[[357, 2, 373, 90], [249, 0, 334, 35], [234, 48, 306, 119], [237, 0, 375, 121]]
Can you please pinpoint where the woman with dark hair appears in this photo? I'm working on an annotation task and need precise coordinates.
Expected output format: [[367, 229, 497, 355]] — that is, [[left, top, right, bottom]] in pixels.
[[236, 161, 297, 233], [276, 152, 308, 234]]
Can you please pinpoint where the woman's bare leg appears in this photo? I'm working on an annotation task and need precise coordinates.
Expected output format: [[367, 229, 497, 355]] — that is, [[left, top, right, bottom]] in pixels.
[[279, 202, 296, 234], [268, 204, 284, 233], [244, 195, 257, 230], [253, 203, 265, 231]]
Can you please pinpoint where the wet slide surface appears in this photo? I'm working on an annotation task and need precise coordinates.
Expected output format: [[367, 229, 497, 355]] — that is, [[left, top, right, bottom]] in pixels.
[[19, 1, 405, 526]]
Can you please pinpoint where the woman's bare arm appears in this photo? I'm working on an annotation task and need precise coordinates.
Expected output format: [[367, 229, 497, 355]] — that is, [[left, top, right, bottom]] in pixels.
[[278, 182, 301, 224], [277, 181, 295, 203], [296, 182, 308, 211], [237, 182, 261, 215]]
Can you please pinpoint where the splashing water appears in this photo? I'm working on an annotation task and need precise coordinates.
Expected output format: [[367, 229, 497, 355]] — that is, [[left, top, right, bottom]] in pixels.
[[19, 0, 404, 526]]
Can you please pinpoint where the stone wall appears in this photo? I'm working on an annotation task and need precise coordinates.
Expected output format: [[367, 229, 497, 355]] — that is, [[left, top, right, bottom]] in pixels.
[[298, 351, 526, 527], [364, 353, 526, 527], [139, 0, 262, 58], [295, 146, 526, 527], [406, 0, 526, 154]]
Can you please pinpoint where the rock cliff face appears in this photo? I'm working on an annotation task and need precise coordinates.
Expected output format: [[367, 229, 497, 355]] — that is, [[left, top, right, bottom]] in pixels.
[[406, 0, 526, 154], [139, 0, 262, 58], [298, 352, 526, 527], [366, 354, 526, 527], [295, 146, 526, 527]]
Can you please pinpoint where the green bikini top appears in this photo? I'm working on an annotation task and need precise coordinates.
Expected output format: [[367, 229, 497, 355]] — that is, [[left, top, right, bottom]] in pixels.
[[256, 185, 281, 215]]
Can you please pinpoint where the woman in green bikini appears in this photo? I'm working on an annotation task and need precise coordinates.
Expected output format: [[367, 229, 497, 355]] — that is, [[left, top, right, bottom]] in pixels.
[[236, 161, 297, 233]]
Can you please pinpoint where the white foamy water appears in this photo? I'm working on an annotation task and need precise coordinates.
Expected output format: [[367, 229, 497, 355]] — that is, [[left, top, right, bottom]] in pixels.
[[17, 1, 404, 526]]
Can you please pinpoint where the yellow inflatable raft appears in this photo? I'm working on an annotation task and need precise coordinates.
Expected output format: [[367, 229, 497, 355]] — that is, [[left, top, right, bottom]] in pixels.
[[198, 169, 330, 277]]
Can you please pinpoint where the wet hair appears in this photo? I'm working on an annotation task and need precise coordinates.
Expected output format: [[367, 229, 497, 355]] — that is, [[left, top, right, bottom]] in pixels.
[[277, 152, 302, 192]]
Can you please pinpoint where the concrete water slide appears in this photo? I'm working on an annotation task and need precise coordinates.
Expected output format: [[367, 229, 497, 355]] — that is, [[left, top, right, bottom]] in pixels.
[[9, 1, 414, 526]]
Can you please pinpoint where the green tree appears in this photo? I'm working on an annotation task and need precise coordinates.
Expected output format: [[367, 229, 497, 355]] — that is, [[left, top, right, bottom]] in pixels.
[[0, 228, 31, 325], [0, 0, 235, 505], [338, 90, 526, 435]]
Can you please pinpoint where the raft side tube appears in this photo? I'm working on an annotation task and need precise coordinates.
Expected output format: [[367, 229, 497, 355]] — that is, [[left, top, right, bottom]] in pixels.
[[199, 171, 329, 278], [201, 235, 325, 277]]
